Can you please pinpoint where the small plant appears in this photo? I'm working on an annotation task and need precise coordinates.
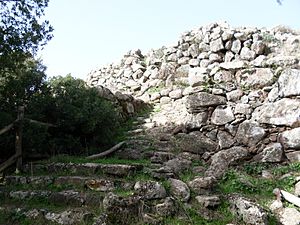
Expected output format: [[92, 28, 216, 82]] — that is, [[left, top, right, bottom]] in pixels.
[[262, 32, 279, 43], [147, 83, 165, 94]]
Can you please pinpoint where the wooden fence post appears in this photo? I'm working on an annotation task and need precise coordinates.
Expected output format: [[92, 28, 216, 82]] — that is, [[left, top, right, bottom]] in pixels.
[[15, 106, 24, 171]]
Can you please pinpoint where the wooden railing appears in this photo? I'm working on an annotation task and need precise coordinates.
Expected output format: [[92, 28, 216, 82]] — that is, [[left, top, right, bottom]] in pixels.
[[0, 106, 24, 173], [0, 106, 55, 173]]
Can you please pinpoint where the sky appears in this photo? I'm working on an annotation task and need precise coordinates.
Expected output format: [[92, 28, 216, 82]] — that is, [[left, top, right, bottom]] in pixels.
[[39, 0, 300, 80]]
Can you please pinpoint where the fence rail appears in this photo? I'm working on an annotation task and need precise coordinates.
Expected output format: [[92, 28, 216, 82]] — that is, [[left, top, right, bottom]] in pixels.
[[0, 106, 24, 173], [0, 106, 55, 173]]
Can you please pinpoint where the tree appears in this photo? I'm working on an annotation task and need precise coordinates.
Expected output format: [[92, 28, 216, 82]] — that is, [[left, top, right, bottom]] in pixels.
[[0, 0, 53, 62], [0, 0, 53, 108], [0, 0, 53, 161]]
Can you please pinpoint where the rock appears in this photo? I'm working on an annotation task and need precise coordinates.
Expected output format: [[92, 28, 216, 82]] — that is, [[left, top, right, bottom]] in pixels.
[[175, 132, 218, 154], [10, 190, 50, 200], [185, 112, 208, 129], [169, 89, 183, 99], [252, 98, 300, 127], [240, 47, 256, 61], [226, 89, 244, 102], [234, 103, 252, 115], [134, 181, 166, 200], [235, 120, 266, 147], [195, 195, 221, 208], [188, 44, 200, 58], [169, 178, 190, 202], [265, 56, 299, 67], [279, 127, 300, 149], [188, 67, 209, 87], [252, 55, 266, 67], [211, 106, 235, 125], [286, 151, 300, 162], [217, 131, 235, 149], [205, 147, 248, 179], [188, 176, 217, 194], [189, 58, 200, 66], [210, 38, 224, 52], [251, 41, 266, 55], [155, 197, 176, 216], [50, 190, 85, 207], [163, 158, 192, 175], [103, 192, 141, 225], [160, 96, 171, 104], [269, 200, 283, 212], [268, 69, 300, 100], [45, 209, 93, 225], [209, 53, 223, 62], [277, 207, 300, 225], [231, 39, 242, 54], [295, 181, 300, 196], [175, 65, 190, 78], [186, 92, 227, 113], [236, 68, 274, 89], [261, 143, 283, 162], [178, 57, 190, 65], [220, 60, 248, 70], [229, 195, 268, 225], [84, 179, 115, 192]]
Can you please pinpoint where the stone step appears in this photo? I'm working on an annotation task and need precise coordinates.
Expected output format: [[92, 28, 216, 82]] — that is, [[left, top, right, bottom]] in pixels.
[[1, 189, 104, 207], [4, 175, 134, 191], [0, 205, 96, 225], [23, 162, 143, 177]]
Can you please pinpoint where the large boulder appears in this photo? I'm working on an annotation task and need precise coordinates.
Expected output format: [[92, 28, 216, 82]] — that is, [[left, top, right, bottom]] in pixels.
[[235, 120, 266, 147], [211, 106, 235, 125], [252, 98, 300, 127], [175, 132, 218, 154], [268, 69, 300, 101], [205, 147, 249, 179], [229, 195, 268, 225], [188, 67, 209, 87], [169, 178, 190, 202], [188, 176, 217, 194], [279, 127, 300, 149], [134, 181, 166, 200], [235, 68, 274, 89], [103, 192, 141, 225], [186, 92, 226, 113]]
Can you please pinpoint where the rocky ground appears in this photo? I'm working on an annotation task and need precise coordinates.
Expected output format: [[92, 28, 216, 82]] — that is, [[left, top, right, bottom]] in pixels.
[[1, 22, 300, 224]]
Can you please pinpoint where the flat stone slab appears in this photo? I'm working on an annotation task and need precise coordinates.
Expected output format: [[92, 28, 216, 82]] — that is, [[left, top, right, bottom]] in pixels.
[[26, 162, 143, 177], [252, 98, 300, 127]]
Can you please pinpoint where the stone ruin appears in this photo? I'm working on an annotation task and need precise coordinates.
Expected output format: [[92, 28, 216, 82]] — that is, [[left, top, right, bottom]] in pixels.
[[86, 21, 300, 168]]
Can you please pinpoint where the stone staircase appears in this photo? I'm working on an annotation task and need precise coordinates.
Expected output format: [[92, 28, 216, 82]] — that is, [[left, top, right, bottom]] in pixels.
[[0, 114, 191, 225], [1, 100, 300, 225]]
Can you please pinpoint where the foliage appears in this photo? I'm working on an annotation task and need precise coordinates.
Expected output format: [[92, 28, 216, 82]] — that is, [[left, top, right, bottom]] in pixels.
[[31, 75, 122, 155], [0, 0, 53, 69]]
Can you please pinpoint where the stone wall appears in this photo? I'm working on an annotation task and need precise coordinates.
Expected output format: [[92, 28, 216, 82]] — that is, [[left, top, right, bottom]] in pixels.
[[87, 22, 300, 163]]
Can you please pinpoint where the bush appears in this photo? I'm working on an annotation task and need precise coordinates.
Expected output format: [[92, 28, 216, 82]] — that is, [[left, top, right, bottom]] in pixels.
[[0, 74, 122, 161]]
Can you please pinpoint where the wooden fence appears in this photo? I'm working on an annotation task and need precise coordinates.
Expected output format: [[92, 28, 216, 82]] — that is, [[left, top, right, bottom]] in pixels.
[[0, 106, 55, 173]]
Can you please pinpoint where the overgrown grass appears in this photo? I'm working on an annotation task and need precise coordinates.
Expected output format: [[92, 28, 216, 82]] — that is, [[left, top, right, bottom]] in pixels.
[[218, 162, 300, 208]]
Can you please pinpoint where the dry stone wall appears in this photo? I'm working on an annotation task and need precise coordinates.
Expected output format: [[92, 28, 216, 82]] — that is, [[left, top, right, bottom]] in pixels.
[[87, 22, 300, 164]]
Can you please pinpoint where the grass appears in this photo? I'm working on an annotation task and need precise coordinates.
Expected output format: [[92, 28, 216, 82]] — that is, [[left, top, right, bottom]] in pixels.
[[162, 200, 235, 225], [217, 162, 300, 210], [146, 83, 165, 94], [44, 154, 151, 166]]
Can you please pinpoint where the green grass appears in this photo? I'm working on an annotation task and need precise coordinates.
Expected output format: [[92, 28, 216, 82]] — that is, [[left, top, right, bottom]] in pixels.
[[217, 162, 300, 212], [162, 200, 235, 225], [44, 154, 150, 166], [146, 84, 165, 94]]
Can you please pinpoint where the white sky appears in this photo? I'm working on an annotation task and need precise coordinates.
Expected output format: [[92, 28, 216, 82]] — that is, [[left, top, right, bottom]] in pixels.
[[39, 0, 300, 80]]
